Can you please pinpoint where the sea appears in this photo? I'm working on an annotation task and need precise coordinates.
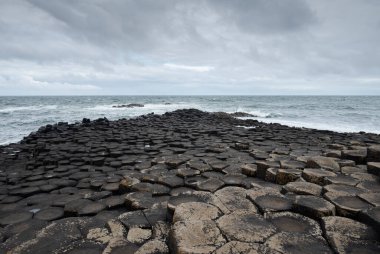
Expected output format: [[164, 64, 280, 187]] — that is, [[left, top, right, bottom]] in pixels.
[[1, 96, 379, 145]]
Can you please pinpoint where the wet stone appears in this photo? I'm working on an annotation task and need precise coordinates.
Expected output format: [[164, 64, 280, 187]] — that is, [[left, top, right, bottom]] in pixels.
[[368, 145, 380, 162], [367, 162, 380, 176], [323, 184, 366, 196], [217, 210, 276, 243], [324, 175, 359, 186], [264, 232, 333, 254], [342, 149, 367, 164], [330, 195, 373, 218], [266, 212, 322, 236], [293, 195, 336, 219], [34, 207, 64, 221], [253, 194, 293, 213], [359, 192, 380, 206], [282, 181, 322, 196], [196, 178, 225, 192], [119, 210, 151, 229], [0, 211, 33, 226], [221, 173, 246, 186], [78, 201, 106, 215], [359, 206, 380, 232], [102, 195, 125, 209], [157, 175, 184, 188]]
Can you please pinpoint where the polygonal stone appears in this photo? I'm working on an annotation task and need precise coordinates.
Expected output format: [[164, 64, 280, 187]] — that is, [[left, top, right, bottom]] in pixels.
[[78, 202, 106, 216], [306, 156, 340, 172], [119, 210, 151, 229], [135, 240, 169, 254], [276, 168, 302, 185], [302, 168, 336, 185], [127, 228, 152, 244], [342, 149, 367, 164], [357, 180, 380, 192], [359, 206, 380, 232], [169, 220, 226, 254], [359, 192, 380, 207], [241, 164, 257, 177], [157, 175, 184, 188], [264, 232, 333, 254], [323, 184, 367, 197], [167, 194, 202, 213], [265, 168, 279, 183], [253, 195, 293, 213], [34, 207, 64, 221], [214, 187, 257, 213], [324, 175, 359, 186], [293, 195, 335, 219], [221, 173, 246, 186], [368, 162, 380, 176], [280, 160, 306, 169], [330, 196, 373, 218], [173, 202, 222, 223], [216, 210, 276, 243], [368, 145, 380, 162], [266, 212, 322, 236], [321, 216, 380, 253], [196, 178, 225, 192], [0, 211, 33, 226], [282, 181, 322, 196], [215, 241, 260, 254]]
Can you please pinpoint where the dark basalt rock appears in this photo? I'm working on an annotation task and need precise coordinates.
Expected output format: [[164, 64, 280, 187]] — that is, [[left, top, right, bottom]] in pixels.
[[1, 109, 380, 253]]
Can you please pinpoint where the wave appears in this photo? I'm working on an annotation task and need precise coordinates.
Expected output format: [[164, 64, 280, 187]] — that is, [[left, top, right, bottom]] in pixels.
[[0, 105, 57, 113]]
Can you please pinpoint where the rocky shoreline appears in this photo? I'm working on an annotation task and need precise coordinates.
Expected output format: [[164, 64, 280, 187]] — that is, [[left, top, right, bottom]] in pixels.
[[0, 109, 379, 253]]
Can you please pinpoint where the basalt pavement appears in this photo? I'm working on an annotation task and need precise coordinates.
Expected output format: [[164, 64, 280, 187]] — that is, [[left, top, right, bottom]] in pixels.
[[0, 109, 380, 254]]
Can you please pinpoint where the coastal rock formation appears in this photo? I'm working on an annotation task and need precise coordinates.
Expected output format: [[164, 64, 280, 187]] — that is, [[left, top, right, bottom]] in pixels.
[[112, 103, 144, 108], [1, 109, 380, 253]]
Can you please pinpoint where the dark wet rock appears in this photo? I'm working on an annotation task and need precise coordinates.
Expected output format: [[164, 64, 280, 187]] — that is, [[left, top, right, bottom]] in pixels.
[[324, 174, 359, 186], [113, 103, 144, 108], [330, 195, 373, 218], [217, 210, 276, 243], [119, 210, 151, 229], [78, 201, 107, 216], [229, 112, 256, 117], [359, 206, 380, 232], [0, 211, 33, 226], [34, 207, 64, 221], [252, 194, 293, 213], [368, 162, 380, 176], [359, 192, 380, 206], [293, 195, 336, 219], [368, 145, 380, 162], [196, 178, 225, 192], [342, 149, 367, 164], [264, 232, 333, 254]]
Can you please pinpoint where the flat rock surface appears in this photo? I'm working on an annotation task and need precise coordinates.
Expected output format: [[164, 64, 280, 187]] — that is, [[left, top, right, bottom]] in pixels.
[[1, 109, 380, 253]]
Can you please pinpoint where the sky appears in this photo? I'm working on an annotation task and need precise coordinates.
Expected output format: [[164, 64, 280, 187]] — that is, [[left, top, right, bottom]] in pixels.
[[0, 0, 380, 95]]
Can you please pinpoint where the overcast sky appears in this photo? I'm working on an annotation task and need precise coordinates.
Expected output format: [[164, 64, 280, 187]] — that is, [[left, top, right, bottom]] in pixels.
[[0, 0, 380, 95]]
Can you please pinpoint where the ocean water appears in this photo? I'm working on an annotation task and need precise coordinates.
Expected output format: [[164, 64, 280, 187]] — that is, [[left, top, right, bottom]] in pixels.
[[0, 96, 379, 145]]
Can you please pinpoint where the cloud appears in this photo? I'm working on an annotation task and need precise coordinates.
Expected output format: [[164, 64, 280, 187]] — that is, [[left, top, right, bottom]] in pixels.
[[164, 63, 214, 72], [0, 0, 379, 95]]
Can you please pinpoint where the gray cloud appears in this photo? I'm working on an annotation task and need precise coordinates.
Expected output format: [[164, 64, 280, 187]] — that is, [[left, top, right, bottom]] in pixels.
[[0, 0, 379, 95]]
